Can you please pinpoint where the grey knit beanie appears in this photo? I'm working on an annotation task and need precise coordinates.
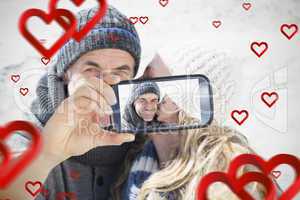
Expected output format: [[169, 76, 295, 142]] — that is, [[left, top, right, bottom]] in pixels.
[[129, 82, 161, 105], [31, 5, 142, 126], [55, 5, 141, 78]]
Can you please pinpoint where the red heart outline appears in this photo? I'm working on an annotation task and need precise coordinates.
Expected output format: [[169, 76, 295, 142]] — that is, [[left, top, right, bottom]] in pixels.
[[0, 142, 11, 173], [25, 181, 43, 197], [10, 75, 20, 83], [159, 0, 169, 7], [212, 20, 222, 28], [139, 16, 149, 25], [197, 171, 276, 200], [242, 3, 252, 11], [280, 24, 298, 40], [0, 121, 42, 188], [41, 57, 50, 65], [129, 17, 139, 25], [19, 88, 29, 96], [261, 92, 279, 108], [19, 8, 77, 58], [49, 0, 108, 42], [250, 42, 268, 58], [229, 154, 300, 200], [271, 171, 282, 179], [231, 110, 249, 126]]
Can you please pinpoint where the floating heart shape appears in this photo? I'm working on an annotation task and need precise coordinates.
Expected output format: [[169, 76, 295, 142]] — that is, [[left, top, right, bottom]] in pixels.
[[231, 110, 249, 126], [49, 0, 108, 42], [271, 170, 282, 179], [250, 41, 268, 58], [139, 16, 149, 24], [261, 92, 279, 108], [25, 181, 43, 197], [129, 17, 139, 24], [69, 169, 81, 180], [10, 75, 20, 83], [197, 171, 276, 200], [41, 57, 50, 65], [229, 154, 300, 200], [20, 88, 29, 96], [0, 121, 42, 188], [159, 0, 169, 7], [212, 20, 221, 28], [19, 8, 77, 58], [280, 24, 298, 40], [242, 3, 252, 11]]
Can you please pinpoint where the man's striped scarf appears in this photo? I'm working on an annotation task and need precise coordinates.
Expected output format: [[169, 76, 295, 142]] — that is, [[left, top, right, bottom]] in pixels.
[[121, 141, 176, 200]]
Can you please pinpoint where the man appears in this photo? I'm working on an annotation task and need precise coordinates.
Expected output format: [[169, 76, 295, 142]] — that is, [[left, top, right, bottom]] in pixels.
[[123, 82, 161, 131], [1, 5, 146, 200]]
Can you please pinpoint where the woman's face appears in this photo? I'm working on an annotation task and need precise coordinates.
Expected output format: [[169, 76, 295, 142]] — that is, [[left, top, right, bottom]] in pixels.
[[157, 95, 180, 123]]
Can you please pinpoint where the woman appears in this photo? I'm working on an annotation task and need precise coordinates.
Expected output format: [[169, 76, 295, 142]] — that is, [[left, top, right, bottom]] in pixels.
[[113, 94, 267, 200]]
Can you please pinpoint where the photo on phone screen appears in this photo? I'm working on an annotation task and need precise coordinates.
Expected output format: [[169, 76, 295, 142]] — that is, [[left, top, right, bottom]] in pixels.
[[109, 74, 213, 134]]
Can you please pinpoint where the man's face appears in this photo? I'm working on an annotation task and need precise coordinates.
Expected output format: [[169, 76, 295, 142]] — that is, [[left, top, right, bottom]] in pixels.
[[66, 48, 135, 84], [134, 93, 159, 122]]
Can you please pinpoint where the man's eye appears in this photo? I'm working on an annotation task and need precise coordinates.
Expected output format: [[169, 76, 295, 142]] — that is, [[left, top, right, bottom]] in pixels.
[[84, 67, 99, 73], [113, 70, 130, 77], [138, 99, 145, 104]]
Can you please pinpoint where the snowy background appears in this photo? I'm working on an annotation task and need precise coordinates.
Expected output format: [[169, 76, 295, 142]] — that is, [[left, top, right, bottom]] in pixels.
[[0, 0, 300, 196]]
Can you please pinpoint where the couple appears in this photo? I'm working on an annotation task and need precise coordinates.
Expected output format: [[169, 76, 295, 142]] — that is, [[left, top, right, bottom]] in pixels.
[[1, 4, 271, 200], [122, 81, 183, 132]]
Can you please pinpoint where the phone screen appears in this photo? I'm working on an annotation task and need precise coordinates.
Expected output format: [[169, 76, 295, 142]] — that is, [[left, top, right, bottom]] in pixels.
[[108, 74, 213, 134]]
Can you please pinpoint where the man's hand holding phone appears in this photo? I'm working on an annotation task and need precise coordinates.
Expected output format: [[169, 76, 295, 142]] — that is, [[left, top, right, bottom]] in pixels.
[[42, 74, 135, 164]]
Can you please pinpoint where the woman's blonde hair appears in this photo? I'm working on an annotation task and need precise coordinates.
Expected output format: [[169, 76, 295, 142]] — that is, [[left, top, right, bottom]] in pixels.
[[112, 110, 266, 200], [138, 110, 266, 200]]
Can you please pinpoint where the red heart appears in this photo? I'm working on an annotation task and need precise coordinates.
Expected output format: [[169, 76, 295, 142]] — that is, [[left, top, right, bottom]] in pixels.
[[20, 88, 29, 96], [139, 16, 149, 24], [56, 192, 77, 200], [10, 75, 20, 83], [231, 110, 249, 125], [129, 17, 139, 24], [212, 20, 221, 28], [25, 181, 43, 197], [0, 121, 42, 188], [107, 33, 120, 43], [197, 171, 276, 200], [159, 0, 169, 7], [250, 41, 268, 58], [261, 92, 279, 108], [0, 141, 11, 173], [40, 187, 50, 198], [242, 3, 252, 11], [280, 24, 298, 40], [49, 0, 108, 42], [69, 169, 81, 180], [41, 57, 50, 65], [229, 154, 300, 199], [271, 170, 282, 179], [19, 8, 77, 58]]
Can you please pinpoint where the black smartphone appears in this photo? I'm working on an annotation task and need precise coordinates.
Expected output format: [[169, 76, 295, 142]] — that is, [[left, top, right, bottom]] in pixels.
[[104, 74, 213, 134]]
